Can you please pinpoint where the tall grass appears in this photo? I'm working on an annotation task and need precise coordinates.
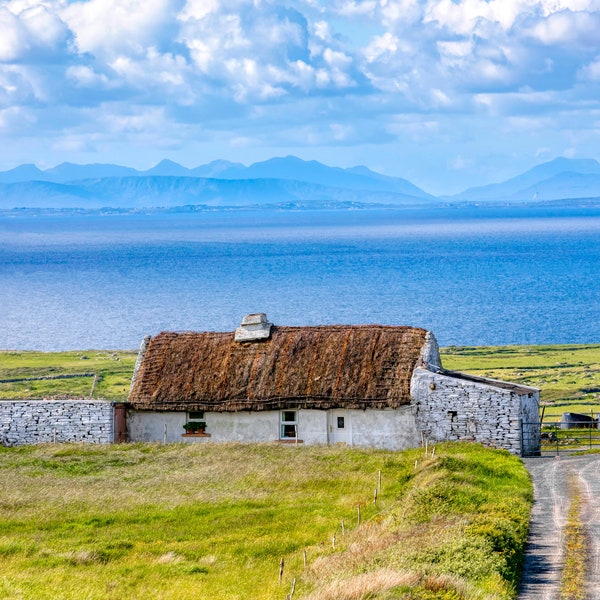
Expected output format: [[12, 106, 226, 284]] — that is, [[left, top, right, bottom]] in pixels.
[[0, 442, 531, 600], [560, 476, 588, 600]]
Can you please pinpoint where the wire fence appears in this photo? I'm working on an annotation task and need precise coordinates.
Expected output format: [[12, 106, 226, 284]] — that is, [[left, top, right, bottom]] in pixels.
[[523, 419, 600, 456]]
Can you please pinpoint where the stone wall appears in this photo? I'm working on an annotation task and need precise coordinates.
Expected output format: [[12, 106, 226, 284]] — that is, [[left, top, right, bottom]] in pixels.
[[0, 400, 114, 446], [411, 367, 540, 455]]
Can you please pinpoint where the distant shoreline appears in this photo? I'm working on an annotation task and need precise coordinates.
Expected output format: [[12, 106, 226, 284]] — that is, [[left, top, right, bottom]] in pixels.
[[2, 198, 600, 216]]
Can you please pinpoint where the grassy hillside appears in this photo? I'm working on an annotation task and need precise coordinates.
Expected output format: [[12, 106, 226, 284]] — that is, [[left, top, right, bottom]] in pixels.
[[0, 443, 531, 600], [0, 350, 137, 400]]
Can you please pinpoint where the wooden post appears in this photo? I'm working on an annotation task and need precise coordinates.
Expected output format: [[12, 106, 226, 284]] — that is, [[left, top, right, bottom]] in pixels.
[[163, 423, 167, 445], [113, 403, 127, 443], [357, 504, 361, 526], [279, 557, 284, 583], [425, 440, 428, 456], [341, 519, 345, 535], [288, 577, 296, 599], [303, 549, 307, 568], [431, 446, 436, 457], [332, 535, 336, 549], [53, 428, 56, 444], [373, 488, 378, 506]]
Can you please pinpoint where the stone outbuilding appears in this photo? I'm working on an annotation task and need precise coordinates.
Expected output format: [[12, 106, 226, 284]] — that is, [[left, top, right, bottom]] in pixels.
[[127, 314, 540, 456]]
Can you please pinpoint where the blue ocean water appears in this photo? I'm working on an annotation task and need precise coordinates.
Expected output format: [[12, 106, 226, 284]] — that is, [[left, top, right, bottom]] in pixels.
[[1, 207, 599, 350]]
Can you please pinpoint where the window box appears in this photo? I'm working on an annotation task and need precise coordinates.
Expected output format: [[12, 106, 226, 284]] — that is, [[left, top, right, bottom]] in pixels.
[[183, 412, 208, 436]]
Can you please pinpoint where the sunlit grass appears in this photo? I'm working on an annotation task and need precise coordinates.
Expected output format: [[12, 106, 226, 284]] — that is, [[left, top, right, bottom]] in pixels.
[[0, 350, 137, 400], [0, 442, 531, 600], [560, 476, 588, 600]]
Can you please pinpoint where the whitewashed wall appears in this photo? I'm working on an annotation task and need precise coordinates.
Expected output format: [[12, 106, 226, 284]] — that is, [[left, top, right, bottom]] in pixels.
[[410, 367, 540, 455], [127, 407, 420, 449], [127, 410, 329, 444], [348, 407, 420, 450], [0, 401, 114, 446]]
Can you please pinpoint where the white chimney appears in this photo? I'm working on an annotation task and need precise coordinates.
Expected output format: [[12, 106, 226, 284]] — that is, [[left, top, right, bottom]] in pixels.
[[234, 313, 273, 342]]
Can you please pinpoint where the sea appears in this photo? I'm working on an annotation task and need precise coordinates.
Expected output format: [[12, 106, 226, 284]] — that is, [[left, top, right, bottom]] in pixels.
[[1, 205, 599, 350]]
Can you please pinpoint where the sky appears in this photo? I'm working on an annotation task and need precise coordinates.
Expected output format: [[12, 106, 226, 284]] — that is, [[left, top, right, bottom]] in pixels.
[[2, 0, 600, 195]]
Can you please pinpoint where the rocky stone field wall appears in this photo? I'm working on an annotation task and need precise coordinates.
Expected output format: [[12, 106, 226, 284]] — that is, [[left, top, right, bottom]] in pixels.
[[411, 367, 540, 455], [0, 400, 114, 446]]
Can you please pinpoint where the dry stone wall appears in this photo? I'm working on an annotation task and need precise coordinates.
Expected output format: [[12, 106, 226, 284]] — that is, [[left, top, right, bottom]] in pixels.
[[411, 367, 540, 455], [0, 400, 114, 446]]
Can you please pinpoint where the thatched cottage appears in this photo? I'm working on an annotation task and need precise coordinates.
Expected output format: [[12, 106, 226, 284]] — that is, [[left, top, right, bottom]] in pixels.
[[127, 314, 540, 455]]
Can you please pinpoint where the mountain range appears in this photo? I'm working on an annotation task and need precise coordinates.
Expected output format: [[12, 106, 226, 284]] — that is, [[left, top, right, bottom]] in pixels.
[[1, 155, 600, 210]]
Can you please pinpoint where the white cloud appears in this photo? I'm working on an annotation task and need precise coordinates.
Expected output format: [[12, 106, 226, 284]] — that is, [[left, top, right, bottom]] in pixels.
[[20, 5, 69, 50], [66, 65, 110, 88], [578, 57, 600, 80], [178, 0, 220, 21], [99, 105, 170, 134], [0, 4, 71, 62], [312, 20, 331, 41], [379, 0, 423, 26], [0, 105, 34, 132], [1, 0, 600, 192], [364, 32, 399, 63], [52, 135, 95, 153], [527, 9, 600, 46], [0, 8, 27, 62], [336, 1, 377, 17], [61, 0, 175, 58], [437, 39, 473, 69]]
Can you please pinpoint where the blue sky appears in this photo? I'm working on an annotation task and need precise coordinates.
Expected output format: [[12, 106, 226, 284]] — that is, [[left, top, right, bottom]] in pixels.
[[2, 0, 600, 194]]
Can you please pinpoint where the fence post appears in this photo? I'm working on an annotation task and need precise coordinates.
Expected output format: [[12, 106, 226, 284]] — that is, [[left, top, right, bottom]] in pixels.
[[519, 418, 524, 457]]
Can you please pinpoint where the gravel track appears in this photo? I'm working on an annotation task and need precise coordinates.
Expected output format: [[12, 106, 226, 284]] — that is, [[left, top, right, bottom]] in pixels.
[[519, 455, 600, 600]]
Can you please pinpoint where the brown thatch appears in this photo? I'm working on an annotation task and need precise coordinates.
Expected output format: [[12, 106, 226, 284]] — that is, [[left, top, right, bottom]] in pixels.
[[128, 325, 428, 412]]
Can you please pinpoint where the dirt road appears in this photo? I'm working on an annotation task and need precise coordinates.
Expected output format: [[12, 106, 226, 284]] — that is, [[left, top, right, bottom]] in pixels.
[[519, 455, 600, 600]]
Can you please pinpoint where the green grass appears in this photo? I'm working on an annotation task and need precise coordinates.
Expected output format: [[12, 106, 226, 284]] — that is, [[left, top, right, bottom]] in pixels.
[[0, 443, 531, 600], [0, 350, 137, 400], [441, 344, 600, 419], [560, 476, 587, 600]]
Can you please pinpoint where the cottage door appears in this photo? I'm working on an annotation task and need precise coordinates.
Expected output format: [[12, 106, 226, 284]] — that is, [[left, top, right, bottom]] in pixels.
[[328, 410, 351, 444]]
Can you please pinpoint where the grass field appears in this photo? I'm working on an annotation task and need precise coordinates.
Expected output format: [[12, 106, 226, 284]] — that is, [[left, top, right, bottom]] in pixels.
[[0, 442, 531, 600], [0, 350, 137, 400]]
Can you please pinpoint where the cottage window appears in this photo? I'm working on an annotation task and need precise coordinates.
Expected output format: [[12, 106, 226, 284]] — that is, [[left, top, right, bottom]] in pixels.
[[280, 411, 298, 439], [184, 411, 207, 433]]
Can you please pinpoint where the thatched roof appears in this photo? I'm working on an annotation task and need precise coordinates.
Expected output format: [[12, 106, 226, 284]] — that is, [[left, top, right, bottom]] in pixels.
[[128, 325, 429, 412]]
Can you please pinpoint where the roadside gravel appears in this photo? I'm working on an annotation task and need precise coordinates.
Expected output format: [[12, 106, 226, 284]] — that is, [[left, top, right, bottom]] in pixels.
[[519, 455, 600, 600]]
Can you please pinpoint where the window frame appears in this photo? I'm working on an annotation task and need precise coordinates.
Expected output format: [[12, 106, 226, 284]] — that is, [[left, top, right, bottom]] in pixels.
[[280, 410, 298, 439], [185, 411, 206, 431]]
